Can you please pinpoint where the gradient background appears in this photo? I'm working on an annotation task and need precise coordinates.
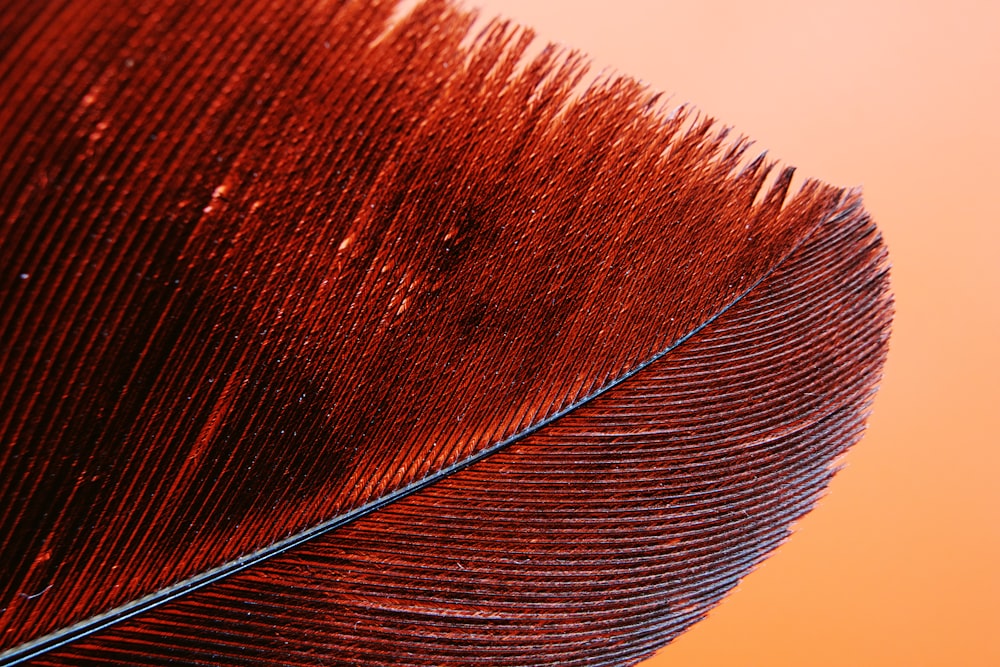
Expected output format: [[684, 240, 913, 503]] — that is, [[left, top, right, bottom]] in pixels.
[[472, 1, 1000, 665]]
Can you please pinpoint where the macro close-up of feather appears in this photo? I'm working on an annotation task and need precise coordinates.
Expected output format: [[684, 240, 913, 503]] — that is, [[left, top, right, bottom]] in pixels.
[[1, 0, 997, 665]]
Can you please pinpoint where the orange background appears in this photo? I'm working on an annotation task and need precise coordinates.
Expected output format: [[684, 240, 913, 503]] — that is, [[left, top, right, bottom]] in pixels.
[[475, 1, 1000, 665]]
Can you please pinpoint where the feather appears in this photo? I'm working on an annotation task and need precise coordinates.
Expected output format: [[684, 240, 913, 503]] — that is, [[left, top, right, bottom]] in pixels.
[[0, 0, 892, 664]]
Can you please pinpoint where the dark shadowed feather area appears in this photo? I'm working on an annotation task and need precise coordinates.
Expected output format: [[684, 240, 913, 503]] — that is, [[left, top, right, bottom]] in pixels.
[[0, 0, 892, 664]]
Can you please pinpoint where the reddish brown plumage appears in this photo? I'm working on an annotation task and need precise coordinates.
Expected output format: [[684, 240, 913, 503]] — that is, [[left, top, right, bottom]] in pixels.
[[0, 0, 892, 665]]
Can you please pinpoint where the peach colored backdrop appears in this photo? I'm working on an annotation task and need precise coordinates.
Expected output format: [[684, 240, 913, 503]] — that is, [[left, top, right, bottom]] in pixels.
[[475, 1, 1000, 665]]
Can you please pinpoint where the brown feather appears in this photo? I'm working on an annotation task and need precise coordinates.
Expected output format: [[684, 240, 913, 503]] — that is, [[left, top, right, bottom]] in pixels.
[[0, 0, 892, 664]]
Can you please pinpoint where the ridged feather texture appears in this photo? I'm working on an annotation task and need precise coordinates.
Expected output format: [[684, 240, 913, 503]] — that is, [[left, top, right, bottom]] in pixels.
[[0, 0, 892, 665]]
